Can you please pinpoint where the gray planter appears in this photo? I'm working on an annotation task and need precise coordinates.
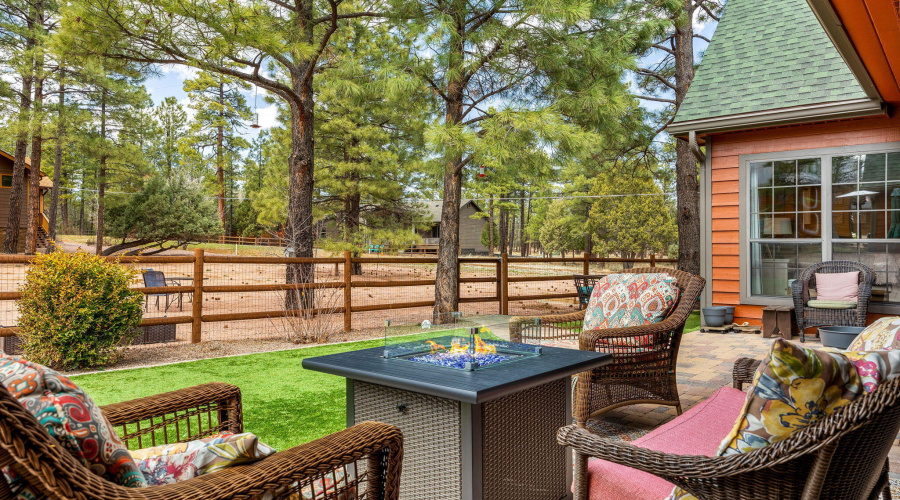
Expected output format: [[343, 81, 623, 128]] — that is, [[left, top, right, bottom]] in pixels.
[[702, 306, 728, 327], [723, 306, 735, 325], [819, 326, 864, 350]]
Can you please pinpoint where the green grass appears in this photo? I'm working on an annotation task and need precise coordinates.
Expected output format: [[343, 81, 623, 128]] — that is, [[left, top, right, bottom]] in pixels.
[[72, 330, 499, 450], [685, 311, 701, 332]]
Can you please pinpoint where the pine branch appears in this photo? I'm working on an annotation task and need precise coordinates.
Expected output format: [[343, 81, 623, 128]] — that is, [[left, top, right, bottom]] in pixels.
[[635, 94, 676, 104], [635, 68, 676, 90], [698, 2, 721, 21], [693, 34, 711, 43], [263, 0, 297, 12], [312, 11, 385, 24], [651, 43, 674, 55]]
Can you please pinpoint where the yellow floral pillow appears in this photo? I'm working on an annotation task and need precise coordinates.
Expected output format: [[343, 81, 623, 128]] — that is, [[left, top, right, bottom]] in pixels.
[[847, 316, 900, 351], [668, 339, 863, 500]]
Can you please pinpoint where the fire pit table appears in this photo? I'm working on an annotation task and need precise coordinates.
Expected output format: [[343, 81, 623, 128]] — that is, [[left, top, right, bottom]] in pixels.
[[302, 316, 611, 500]]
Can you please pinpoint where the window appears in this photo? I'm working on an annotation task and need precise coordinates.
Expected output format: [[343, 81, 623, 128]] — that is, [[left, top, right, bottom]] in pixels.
[[0, 175, 11, 188], [743, 145, 900, 306]]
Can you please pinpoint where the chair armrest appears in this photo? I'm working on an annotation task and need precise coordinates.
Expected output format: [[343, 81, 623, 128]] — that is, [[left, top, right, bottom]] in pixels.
[[50, 421, 404, 500], [101, 383, 243, 447], [579, 313, 688, 348], [732, 357, 761, 390], [508, 310, 585, 342]]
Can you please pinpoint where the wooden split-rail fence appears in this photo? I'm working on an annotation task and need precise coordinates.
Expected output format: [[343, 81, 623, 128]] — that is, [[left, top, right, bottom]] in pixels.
[[0, 250, 675, 342]]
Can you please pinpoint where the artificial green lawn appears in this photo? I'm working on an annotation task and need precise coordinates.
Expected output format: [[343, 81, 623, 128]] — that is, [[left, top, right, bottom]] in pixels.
[[73, 330, 498, 451], [73, 313, 701, 450]]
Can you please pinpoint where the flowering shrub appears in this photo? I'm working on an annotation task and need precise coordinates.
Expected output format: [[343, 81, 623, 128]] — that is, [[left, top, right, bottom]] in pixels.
[[17, 251, 144, 370]]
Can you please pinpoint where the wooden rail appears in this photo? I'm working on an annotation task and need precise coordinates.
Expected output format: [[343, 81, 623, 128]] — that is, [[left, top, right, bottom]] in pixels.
[[0, 251, 675, 341]]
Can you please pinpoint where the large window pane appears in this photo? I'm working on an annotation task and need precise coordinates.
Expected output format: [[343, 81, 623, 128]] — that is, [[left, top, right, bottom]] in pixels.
[[774, 160, 796, 186], [750, 243, 821, 297], [887, 153, 900, 181], [833, 155, 859, 183], [859, 153, 887, 183], [751, 162, 773, 188], [798, 158, 821, 185]]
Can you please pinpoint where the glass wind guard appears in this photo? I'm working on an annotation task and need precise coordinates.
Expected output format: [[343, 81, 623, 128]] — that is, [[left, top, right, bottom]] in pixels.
[[382, 312, 541, 371]]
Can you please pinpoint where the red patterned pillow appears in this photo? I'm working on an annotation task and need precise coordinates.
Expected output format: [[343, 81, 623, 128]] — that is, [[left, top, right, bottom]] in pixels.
[[0, 356, 146, 497]]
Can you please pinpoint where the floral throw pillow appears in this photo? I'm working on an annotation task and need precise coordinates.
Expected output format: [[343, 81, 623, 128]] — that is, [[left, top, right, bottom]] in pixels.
[[0, 356, 146, 498], [668, 340, 898, 500], [132, 432, 276, 485], [583, 273, 679, 333], [847, 316, 900, 351]]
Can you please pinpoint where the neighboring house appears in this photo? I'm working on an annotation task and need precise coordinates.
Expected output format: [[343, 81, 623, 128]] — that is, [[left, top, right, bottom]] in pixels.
[[0, 149, 51, 252], [669, 0, 900, 324], [417, 199, 489, 254]]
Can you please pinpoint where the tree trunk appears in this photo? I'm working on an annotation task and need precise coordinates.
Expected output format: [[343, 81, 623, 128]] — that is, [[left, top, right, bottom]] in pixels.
[[433, 6, 466, 318], [498, 206, 508, 255], [216, 83, 226, 230], [345, 172, 362, 275], [94, 90, 107, 256], [284, 83, 316, 310], [48, 84, 65, 251], [519, 193, 525, 256], [673, 0, 701, 275], [488, 194, 495, 255], [25, 75, 43, 255], [4, 51, 34, 254]]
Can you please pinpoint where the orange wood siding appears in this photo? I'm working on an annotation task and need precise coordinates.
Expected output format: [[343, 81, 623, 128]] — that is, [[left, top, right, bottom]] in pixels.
[[708, 113, 900, 325]]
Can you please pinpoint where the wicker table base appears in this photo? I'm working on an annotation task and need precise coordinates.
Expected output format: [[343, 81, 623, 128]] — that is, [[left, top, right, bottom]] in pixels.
[[350, 377, 571, 500]]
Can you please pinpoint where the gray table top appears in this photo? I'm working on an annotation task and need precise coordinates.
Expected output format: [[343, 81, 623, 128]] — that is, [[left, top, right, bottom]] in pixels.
[[302, 344, 611, 404]]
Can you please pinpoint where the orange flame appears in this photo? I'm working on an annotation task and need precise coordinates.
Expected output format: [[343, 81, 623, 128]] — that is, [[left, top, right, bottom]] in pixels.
[[448, 339, 469, 354], [473, 335, 497, 354], [426, 340, 445, 354]]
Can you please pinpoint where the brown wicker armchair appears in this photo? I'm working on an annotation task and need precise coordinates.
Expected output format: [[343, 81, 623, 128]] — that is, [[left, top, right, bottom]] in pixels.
[[0, 382, 403, 500], [791, 260, 876, 342], [510, 267, 705, 419], [559, 358, 899, 500]]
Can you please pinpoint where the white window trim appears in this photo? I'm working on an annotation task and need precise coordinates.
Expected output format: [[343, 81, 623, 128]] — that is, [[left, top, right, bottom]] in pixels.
[[738, 141, 900, 313]]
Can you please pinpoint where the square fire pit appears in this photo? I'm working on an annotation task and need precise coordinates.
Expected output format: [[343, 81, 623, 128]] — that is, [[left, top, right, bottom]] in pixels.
[[302, 317, 610, 500]]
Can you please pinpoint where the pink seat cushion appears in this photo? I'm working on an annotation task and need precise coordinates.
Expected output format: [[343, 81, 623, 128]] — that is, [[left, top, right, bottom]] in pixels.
[[585, 386, 747, 500]]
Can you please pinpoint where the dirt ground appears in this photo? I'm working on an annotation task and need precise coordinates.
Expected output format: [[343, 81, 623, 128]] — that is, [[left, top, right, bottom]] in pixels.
[[1, 239, 666, 369]]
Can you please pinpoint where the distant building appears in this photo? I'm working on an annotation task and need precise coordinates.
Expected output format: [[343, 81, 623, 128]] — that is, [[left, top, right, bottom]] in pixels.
[[416, 199, 489, 255], [0, 149, 51, 252]]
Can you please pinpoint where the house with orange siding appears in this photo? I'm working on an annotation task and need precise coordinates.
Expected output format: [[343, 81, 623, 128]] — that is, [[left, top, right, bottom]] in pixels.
[[668, 0, 900, 326]]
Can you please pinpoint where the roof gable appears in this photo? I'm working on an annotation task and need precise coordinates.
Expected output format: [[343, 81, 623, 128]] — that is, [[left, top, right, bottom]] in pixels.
[[672, 0, 869, 125]]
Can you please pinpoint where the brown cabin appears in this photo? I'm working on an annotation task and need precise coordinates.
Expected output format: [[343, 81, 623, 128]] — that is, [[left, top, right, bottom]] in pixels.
[[0, 149, 51, 252]]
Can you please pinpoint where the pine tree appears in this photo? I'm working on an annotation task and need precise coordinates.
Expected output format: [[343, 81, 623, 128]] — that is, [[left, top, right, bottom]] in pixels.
[[154, 97, 187, 174], [406, 0, 650, 315], [182, 71, 251, 232]]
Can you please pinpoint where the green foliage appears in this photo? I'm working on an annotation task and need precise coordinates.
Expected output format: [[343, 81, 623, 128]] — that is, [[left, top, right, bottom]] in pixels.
[[18, 251, 144, 370], [588, 169, 678, 258], [539, 199, 584, 256], [104, 174, 222, 253], [481, 220, 499, 249]]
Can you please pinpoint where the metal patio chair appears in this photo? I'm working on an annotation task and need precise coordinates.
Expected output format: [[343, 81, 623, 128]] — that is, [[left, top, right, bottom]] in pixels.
[[142, 270, 182, 312]]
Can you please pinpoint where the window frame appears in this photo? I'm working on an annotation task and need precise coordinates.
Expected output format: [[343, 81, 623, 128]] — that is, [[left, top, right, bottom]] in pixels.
[[0, 174, 11, 188], [739, 141, 900, 314]]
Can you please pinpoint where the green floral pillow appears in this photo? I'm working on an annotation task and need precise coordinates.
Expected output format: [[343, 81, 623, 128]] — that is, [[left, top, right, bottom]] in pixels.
[[668, 339, 864, 500]]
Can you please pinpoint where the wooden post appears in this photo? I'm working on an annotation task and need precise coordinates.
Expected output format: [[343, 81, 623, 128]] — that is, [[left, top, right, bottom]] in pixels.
[[344, 251, 352, 332], [583, 252, 590, 275], [456, 260, 461, 303], [500, 253, 509, 315], [650, 253, 656, 267], [191, 248, 204, 343], [495, 259, 502, 314]]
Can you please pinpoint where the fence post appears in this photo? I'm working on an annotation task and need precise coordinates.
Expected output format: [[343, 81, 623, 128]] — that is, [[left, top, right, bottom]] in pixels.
[[500, 253, 509, 315], [650, 253, 656, 267], [495, 258, 502, 314], [456, 260, 461, 302], [343, 251, 352, 332], [192, 248, 204, 344], [583, 252, 590, 275]]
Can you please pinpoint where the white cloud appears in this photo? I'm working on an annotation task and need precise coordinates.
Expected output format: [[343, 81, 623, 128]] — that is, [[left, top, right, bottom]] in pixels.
[[159, 63, 199, 80]]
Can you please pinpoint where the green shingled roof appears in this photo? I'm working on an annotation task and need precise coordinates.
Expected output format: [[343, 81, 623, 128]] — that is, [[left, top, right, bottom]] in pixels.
[[672, 0, 868, 124]]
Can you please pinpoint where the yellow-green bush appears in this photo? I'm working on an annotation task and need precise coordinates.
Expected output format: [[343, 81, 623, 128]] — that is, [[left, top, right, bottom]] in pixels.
[[17, 251, 144, 370]]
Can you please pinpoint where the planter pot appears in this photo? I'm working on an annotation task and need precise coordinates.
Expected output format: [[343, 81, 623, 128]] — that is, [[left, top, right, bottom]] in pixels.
[[723, 306, 735, 325], [818, 326, 864, 350], [702, 307, 728, 328]]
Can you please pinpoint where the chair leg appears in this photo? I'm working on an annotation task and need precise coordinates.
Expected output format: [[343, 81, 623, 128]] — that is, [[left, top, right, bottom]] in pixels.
[[572, 450, 589, 500], [675, 403, 683, 416]]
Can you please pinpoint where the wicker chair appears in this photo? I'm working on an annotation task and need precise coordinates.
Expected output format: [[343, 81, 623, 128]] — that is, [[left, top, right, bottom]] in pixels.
[[791, 261, 876, 342], [0, 382, 403, 499], [559, 357, 899, 500], [510, 267, 705, 419]]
